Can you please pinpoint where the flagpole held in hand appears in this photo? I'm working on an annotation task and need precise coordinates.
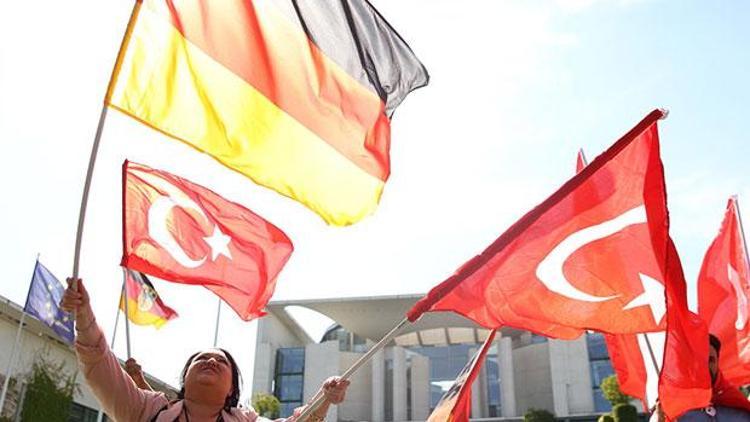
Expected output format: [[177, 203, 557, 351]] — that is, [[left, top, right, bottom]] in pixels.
[[122, 272, 132, 359], [296, 317, 411, 421], [213, 298, 221, 348], [71, 0, 141, 287]]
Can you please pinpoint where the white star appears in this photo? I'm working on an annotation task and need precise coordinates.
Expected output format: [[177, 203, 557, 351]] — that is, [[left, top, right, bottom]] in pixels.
[[623, 273, 666, 324], [203, 225, 232, 261]]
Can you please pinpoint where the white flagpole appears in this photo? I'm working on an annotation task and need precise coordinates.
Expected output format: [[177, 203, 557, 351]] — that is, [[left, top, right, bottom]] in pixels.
[[122, 272, 132, 359], [0, 257, 39, 411], [71, 105, 108, 283], [296, 318, 411, 421], [213, 298, 222, 348], [70, 0, 141, 288]]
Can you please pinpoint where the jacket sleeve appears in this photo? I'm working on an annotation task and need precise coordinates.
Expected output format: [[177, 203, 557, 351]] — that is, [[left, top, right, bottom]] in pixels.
[[75, 321, 169, 421]]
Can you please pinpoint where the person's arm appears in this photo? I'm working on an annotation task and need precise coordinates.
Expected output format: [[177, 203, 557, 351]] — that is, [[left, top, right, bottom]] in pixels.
[[288, 377, 350, 421], [125, 358, 154, 391], [61, 278, 167, 421]]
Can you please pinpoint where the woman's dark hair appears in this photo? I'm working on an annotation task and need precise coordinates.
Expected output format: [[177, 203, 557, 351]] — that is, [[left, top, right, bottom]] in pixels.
[[177, 348, 242, 409]]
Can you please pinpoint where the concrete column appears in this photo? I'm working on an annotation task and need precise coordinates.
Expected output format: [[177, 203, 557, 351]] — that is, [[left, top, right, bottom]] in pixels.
[[371, 348, 385, 422], [304, 342, 339, 421], [393, 347, 407, 421], [549, 337, 594, 416], [410, 354, 430, 421], [499, 336, 517, 417]]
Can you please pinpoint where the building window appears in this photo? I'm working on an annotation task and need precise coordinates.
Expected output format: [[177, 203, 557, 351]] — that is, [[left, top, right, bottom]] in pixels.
[[587, 333, 615, 412], [409, 344, 473, 410], [384, 359, 394, 421], [274, 348, 305, 417], [485, 352, 502, 417], [321, 324, 367, 352], [69, 402, 106, 422]]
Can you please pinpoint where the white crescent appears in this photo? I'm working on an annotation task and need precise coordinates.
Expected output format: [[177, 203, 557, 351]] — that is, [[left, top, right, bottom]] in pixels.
[[148, 195, 208, 268], [536, 205, 647, 302]]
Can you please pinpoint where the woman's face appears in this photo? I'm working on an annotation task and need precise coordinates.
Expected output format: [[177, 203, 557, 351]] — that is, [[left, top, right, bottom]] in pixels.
[[183, 349, 233, 400]]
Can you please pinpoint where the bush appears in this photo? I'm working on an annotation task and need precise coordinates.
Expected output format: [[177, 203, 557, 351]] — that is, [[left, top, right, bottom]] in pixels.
[[20, 351, 79, 422], [598, 414, 615, 422], [600, 375, 632, 406], [252, 392, 280, 419], [524, 408, 555, 422], [612, 403, 638, 422]]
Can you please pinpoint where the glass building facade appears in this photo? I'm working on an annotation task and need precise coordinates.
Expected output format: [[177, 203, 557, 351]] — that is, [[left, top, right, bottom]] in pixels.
[[274, 347, 305, 417], [586, 332, 615, 412]]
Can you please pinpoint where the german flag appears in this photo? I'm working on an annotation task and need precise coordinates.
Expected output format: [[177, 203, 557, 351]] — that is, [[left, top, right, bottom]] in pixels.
[[120, 268, 178, 328], [106, 0, 428, 226]]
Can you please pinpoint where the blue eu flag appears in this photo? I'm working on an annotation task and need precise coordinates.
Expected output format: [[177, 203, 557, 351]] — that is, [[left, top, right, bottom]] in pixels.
[[24, 261, 74, 344]]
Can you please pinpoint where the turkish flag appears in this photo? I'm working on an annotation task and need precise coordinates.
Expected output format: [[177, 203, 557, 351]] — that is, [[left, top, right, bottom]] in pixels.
[[409, 110, 673, 334], [698, 197, 750, 385], [121, 161, 293, 320]]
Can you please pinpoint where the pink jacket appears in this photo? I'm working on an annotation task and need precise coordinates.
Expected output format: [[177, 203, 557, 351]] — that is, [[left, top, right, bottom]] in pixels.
[[75, 322, 297, 421]]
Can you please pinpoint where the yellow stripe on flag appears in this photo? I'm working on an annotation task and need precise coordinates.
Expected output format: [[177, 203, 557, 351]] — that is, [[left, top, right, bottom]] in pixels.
[[120, 297, 169, 328], [107, 4, 384, 226]]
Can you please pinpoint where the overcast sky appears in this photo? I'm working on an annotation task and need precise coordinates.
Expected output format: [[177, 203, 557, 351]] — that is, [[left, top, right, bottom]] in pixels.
[[1, 0, 749, 402]]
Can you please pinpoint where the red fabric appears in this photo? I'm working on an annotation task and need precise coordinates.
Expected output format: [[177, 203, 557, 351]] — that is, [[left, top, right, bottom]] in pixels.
[[698, 197, 750, 385], [604, 333, 650, 407], [712, 372, 750, 411], [121, 161, 293, 321], [658, 239, 711, 418], [427, 331, 497, 422], [409, 110, 671, 335]]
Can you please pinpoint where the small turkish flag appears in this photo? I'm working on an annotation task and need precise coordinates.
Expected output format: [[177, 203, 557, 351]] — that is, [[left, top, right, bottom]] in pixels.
[[121, 160, 293, 320], [698, 197, 750, 385], [409, 110, 673, 334]]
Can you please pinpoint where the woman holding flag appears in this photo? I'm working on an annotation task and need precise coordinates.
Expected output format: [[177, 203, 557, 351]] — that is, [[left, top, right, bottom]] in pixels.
[[61, 278, 350, 421]]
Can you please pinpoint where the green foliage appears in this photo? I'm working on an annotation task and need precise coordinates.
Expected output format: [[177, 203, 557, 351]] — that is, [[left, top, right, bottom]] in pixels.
[[600, 375, 632, 406], [524, 407, 555, 422], [612, 403, 638, 422], [598, 414, 615, 422], [252, 392, 281, 419], [20, 351, 79, 422]]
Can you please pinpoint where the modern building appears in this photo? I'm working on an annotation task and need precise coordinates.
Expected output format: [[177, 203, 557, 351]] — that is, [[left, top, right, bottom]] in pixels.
[[252, 295, 638, 421], [0, 294, 176, 421]]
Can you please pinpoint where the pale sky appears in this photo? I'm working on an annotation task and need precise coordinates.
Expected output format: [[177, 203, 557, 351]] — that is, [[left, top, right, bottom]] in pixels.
[[1, 0, 749, 403]]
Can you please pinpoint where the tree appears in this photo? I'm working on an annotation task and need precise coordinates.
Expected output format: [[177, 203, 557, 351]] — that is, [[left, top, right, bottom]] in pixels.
[[600, 374, 632, 406], [598, 415, 615, 422], [252, 392, 281, 419], [524, 408, 555, 422], [19, 351, 79, 422]]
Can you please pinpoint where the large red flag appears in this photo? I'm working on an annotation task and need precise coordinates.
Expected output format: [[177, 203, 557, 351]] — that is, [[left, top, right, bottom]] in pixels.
[[427, 331, 497, 422], [121, 161, 293, 320], [573, 147, 710, 417], [698, 197, 750, 385], [409, 110, 672, 335]]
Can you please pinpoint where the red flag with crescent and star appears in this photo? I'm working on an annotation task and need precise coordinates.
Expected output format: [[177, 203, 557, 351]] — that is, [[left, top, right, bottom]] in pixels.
[[409, 110, 673, 334], [407, 110, 712, 417], [698, 196, 750, 385], [121, 160, 293, 321]]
